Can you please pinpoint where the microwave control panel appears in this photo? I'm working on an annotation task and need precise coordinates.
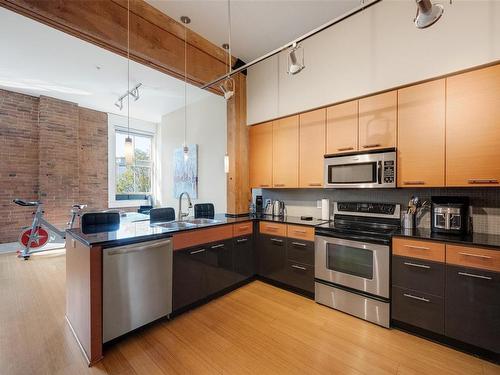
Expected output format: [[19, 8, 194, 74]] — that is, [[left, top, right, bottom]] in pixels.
[[383, 160, 395, 184]]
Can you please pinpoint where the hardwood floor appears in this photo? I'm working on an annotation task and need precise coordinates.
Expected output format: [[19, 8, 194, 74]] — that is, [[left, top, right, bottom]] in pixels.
[[0, 251, 498, 375]]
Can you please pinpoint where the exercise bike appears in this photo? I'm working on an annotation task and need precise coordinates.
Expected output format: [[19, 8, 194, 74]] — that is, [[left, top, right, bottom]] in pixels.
[[13, 199, 86, 260]]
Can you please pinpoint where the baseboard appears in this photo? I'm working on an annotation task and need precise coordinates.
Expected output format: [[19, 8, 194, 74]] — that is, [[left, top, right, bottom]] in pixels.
[[0, 242, 19, 254]]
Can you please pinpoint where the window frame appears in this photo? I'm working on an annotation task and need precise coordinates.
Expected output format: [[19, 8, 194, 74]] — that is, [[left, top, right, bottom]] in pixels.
[[108, 115, 157, 208]]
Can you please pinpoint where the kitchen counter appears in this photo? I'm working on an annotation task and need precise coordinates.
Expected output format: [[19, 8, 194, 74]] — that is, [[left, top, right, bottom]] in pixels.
[[67, 213, 327, 247], [393, 228, 500, 250]]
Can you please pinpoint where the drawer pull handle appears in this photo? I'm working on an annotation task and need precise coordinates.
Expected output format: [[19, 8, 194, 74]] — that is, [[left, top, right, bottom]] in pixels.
[[210, 244, 225, 249], [403, 293, 430, 303], [238, 225, 249, 230], [403, 181, 425, 185], [291, 265, 307, 271], [458, 272, 492, 280], [236, 238, 248, 243], [403, 262, 430, 269], [270, 238, 283, 244], [293, 229, 307, 234], [458, 252, 492, 260], [266, 225, 279, 229], [292, 242, 307, 247], [337, 147, 354, 151], [308, 183, 322, 187], [362, 143, 381, 149], [189, 249, 206, 255], [468, 179, 498, 184], [403, 245, 430, 250]]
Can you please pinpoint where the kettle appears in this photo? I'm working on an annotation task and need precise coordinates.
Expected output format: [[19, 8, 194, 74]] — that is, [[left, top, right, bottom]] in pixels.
[[273, 200, 286, 217]]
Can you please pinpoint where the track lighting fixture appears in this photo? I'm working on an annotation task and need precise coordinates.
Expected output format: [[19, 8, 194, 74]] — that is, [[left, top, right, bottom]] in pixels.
[[114, 83, 142, 112], [220, 0, 235, 101], [287, 42, 305, 75], [414, 0, 444, 29]]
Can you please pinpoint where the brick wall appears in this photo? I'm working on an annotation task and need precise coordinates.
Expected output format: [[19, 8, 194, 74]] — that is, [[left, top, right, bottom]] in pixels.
[[0, 89, 39, 243], [0, 89, 108, 243]]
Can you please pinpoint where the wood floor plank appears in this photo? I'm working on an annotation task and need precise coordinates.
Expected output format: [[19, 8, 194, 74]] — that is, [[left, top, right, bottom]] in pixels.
[[0, 252, 498, 375]]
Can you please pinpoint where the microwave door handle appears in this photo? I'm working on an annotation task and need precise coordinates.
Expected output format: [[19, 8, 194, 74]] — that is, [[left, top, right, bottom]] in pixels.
[[377, 161, 382, 184]]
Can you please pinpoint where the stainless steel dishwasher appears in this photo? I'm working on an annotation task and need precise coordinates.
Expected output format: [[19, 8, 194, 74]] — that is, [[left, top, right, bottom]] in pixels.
[[102, 238, 172, 343]]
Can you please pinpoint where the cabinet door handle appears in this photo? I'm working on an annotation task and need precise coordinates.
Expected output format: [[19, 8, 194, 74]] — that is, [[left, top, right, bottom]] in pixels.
[[259, 184, 270, 188], [210, 244, 225, 249], [291, 265, 307, 271], [403, 262, 430, 269], [362, 143, 381, 149], [458, 252, 492, 260], [308, 183, 322, 187], [189, 249, 206, 255], [403, 293, 430, 303], [337, 147, 354, 151], [403, 181, 425, 185], [291, 242, 307, 247], [270, 238, 283, 244], [468, 179, 498, 184], [458, 272, 492, 280], [274, 184, 285, 187], [403, 244, 430, 250], [236, 238, 248, 243]]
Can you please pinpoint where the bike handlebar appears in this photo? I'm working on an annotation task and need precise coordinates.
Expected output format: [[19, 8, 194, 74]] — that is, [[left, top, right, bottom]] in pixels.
[[13, 199, 40, 207]]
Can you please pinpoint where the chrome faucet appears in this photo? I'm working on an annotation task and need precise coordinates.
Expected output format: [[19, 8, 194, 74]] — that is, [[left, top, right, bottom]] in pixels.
[[178, 191, 192, 220]]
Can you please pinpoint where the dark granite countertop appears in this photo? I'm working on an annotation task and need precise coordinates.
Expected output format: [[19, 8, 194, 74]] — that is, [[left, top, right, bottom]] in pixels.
[[393, 228, 500, 250], [67, 213, 328, 247]]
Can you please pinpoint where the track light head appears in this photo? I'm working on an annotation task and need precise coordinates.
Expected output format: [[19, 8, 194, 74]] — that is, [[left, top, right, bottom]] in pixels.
[[414, 0, 444, 29], [220, 77, 235, 100], [287, 42, 305, 75], [114, 99, 123, 110]]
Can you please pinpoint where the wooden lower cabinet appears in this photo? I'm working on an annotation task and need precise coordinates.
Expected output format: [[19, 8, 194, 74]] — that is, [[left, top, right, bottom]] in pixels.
[[445, 265, 500, 353]]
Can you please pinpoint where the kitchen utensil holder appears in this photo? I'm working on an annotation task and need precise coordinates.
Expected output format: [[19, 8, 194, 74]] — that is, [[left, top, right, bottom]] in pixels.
[[402, 212, 415, 229]]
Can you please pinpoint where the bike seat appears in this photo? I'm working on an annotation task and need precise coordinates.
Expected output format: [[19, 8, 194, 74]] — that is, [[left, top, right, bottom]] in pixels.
[[72, 204, 87, 210], [13, 199, 39, 207]]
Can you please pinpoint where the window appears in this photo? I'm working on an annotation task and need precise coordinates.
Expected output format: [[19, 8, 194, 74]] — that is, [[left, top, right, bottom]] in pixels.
[[115, 130, 153, 200]]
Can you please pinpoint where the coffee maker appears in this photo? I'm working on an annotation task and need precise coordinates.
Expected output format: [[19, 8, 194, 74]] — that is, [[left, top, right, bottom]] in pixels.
[[431, 196, 470, 235]]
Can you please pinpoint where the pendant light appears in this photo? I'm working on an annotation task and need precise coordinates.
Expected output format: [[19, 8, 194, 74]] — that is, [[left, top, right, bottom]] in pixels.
[[181, 15, 191, 161], [220, 0, 234, 100], [124, 0, 134, 165], [414, 0, 444, 29]]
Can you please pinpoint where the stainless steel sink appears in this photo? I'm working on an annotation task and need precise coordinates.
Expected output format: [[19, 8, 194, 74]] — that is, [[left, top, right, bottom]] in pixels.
[[186, 218, 222, 225], [152, 221, 197, 230]]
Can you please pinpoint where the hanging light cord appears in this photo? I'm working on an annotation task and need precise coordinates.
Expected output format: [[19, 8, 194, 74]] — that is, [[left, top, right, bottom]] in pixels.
[[227, 0, 232, 78], [127, 0, 130, 138], [184, 21, 187, 149]]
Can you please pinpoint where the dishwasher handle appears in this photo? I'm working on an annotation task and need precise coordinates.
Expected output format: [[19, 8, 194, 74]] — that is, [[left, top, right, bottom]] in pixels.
[[105, 238, 172, 256]]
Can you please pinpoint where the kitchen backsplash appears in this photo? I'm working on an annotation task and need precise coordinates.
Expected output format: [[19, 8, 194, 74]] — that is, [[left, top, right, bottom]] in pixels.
[[258, 188, 500, 235]]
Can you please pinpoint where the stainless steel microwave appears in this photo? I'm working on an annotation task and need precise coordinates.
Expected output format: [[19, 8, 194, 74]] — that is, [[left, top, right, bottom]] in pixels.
[[323, 148, 396, 188]]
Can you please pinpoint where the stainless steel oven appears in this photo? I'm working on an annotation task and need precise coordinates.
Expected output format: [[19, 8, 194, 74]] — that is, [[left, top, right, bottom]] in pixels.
[[324, 148, 396, 188], [315, 236, 390, 298]]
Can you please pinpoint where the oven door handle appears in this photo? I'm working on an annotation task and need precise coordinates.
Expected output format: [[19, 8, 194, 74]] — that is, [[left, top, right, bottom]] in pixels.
[[377, 161, 382, 184]]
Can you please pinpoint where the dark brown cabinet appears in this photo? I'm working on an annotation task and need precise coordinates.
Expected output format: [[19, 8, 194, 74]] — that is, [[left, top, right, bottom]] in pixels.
[[173, 236, 255, 312], [445, 265, 500, 353], [258, 234, 287, 283], [233, 235, 255, 283], [392, 256, 444, 297]]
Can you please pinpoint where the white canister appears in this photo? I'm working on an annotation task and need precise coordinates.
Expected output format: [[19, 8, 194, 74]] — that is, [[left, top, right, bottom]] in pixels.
[[321, 199, 330, 221]]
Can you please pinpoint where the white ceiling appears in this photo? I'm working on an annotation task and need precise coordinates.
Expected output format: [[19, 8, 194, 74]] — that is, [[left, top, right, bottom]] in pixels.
[[0, 8, 211, 123], [145, 0, 362, 62]]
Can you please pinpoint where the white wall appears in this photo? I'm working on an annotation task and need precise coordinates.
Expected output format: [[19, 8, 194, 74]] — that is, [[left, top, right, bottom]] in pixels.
[[247, 0, 500, 125], [157, 94, 227, 215]]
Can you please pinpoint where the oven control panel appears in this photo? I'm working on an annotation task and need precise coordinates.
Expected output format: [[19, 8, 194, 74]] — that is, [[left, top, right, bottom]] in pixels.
[[337, 202, 397, 215]]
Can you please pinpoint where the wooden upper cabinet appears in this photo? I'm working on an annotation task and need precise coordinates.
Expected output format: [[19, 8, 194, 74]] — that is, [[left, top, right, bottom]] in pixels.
[[299, 109, 326, 188], [358, 91, 397, 151], [249, 121, 273, 188], [272, 116, 299, 188], [446, 64, 500, 187], [326, 100, 358, 155], [397, 79, 445, 187]]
